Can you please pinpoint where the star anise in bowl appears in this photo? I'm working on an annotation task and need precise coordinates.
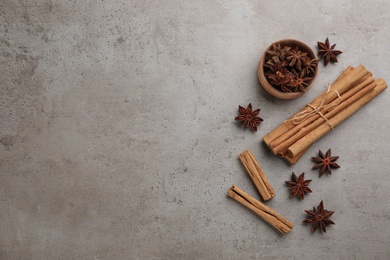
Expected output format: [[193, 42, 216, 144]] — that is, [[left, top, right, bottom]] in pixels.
[[258, 39, 319, 99]]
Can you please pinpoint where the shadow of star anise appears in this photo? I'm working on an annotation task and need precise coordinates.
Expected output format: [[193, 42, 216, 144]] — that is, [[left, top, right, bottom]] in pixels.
[[303, 200, 335, 233], [234, 103, 263, 132], [311, 149, 340, 177], [285, 172, 312, 200]]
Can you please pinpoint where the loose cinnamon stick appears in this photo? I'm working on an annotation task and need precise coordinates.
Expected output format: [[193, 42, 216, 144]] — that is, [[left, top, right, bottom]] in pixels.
[[273, 77, 376, 156], [239, 150, 275, 201], [269, 74, 374, 155], [288, 78, 387, 157], [263, 65, 369, 147], [227, 185, 294, 235]]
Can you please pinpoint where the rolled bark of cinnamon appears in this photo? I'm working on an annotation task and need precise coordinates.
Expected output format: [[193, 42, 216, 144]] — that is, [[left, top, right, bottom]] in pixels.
[[287, 78, 387, 157], [273, 78, 377, 156], [263, 65, 387, 164], [239, 150, 275, 201], [227, 185, 294, 234], [270, 74, 374, 155], [263, 65, 367, 146]]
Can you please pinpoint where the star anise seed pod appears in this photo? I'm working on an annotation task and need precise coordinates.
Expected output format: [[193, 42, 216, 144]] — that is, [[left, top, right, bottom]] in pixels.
[[303, 58, 319, 74], [266, 43, 283, 57], [280, 84, 295, 93], [235, 103, 263, 132], [285, 172, 312, 200], [265, 56, 288, 71], [317, 37, 343, 66], [267, 65, 294, 90], [311, 149, 340, 177], [266, 43, 291, 61], [303, 200, 335, 233], [286, 46, 308, 71], [286, 70, 313, 92]]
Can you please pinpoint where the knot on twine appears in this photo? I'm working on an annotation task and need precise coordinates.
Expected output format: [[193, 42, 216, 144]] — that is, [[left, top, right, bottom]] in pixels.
[[291, 85, 341, 129]]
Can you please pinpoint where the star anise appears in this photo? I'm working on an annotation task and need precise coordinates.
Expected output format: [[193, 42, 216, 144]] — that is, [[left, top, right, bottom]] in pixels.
[[286, 46, 308, 71], [285, 172, 312, 200], [280, 83, 295, 93], [266, 43, 291, 61], [265, 59, 289, 76], [303, 58, 319, 74], [265, 56, 288, 71], [311, 149, 340, 177], [267, 68, 294, 92], [287, 70, 313, 92], [268, 73, 290, 88], [266, 43, 283, 56], [303, 200, 335, 233], [235, 103, 263, 132], [317, 37, 343, 66]]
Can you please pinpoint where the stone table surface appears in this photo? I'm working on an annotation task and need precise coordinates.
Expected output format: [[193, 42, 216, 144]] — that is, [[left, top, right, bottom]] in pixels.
[[1, 1, 390, 259]]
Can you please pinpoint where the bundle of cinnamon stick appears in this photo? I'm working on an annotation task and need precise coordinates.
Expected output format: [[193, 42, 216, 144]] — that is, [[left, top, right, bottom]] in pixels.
[[263, 65, 387, 164]]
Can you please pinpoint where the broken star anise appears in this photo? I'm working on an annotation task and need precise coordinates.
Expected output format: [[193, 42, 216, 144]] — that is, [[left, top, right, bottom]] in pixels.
[[285, 172, 312, 200], [303, 200, 335, 233], [235, 103, 263, 132], [311, 149, 340, 177], [317, 37, 343, 66]]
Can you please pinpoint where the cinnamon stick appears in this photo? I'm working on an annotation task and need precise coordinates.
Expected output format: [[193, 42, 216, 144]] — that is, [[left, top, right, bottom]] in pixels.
[[283, 148, 308, 165], [273, 77, 376, 156], [263, 65, 369, 147], [227, 185, 294, 235], [263, 66, 354, 146], [239, 150, 275, 201], [287, 78, 387, 157], [269, 74, 374, 155], [263, 65, 386, 164]]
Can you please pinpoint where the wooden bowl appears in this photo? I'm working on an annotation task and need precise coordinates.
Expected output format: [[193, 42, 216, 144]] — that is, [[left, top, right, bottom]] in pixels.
[[258, 39, 318, 99]]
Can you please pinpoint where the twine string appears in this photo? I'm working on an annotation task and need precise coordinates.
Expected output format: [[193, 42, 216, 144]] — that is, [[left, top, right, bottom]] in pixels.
[[292, 85, 341, 129]]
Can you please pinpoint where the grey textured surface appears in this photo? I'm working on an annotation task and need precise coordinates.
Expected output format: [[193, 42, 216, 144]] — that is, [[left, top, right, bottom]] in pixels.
[[1, 0, 390, 259]]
